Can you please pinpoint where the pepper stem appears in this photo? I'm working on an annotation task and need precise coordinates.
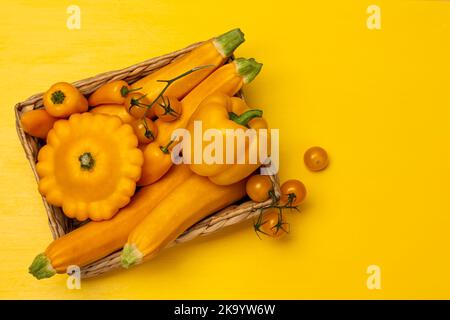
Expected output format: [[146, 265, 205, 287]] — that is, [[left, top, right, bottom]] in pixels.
[[213, 28, 245, 57], [229, 109, 263, 127], [121, 244, 143, 269], [79, 152, 95, 171], [29, 253, 56, 279], [235, 58, 263, 84], [51, 90, 66, 104], [160, 139, 175, 154]]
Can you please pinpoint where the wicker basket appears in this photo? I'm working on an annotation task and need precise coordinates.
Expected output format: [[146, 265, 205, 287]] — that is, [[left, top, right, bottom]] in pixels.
[[14, 39, 280, 278]]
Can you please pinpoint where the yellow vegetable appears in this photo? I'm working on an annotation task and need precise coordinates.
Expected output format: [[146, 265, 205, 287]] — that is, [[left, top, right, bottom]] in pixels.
[[187, 94, 270, 186], [131, 28, 245, 102], [138, 142, 174, 185], [28, 164, 193, 279], [43, 82, 88, 118], [88, 80, 140, 107], [36, 113, 143, 221], [90, 104, 135, 124], [130, 117, 158, 144], [121, 174, 246, 268], [20, 109, 58, 139], [138, 58, 263, 186]]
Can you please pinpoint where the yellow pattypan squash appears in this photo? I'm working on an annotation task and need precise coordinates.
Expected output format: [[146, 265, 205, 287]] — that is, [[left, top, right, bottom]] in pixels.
[[36, 112, 144, 221]]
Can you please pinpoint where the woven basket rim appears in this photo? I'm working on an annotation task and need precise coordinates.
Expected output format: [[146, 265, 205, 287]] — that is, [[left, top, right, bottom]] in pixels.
[[14, 39, 280, 278]]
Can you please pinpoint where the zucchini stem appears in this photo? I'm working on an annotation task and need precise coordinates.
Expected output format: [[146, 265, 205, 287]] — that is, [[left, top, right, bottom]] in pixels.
[[214, 28, 245, 57], [121, 244, 143, 269], [235, 58, 263, 84], [29, 253, 56, 279]]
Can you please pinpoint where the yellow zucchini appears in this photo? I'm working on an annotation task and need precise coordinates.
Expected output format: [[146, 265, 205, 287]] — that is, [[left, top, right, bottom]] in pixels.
[[121, 174, 247, 268], [131, 28, 244, 101]]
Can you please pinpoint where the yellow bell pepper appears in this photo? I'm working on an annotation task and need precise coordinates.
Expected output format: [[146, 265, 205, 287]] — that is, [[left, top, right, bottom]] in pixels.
[[187, 93, 270, 186], [36, 113, 144, 221]]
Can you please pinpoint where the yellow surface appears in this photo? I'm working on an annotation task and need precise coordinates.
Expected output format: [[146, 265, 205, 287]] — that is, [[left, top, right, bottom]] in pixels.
[[1, 0, 449, 299]]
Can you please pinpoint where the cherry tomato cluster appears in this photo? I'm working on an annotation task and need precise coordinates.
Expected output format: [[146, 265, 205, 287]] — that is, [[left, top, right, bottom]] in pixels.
[[246, 176, 306, 239], [245, 146, 329, 239], [124, 93, 182, 145]]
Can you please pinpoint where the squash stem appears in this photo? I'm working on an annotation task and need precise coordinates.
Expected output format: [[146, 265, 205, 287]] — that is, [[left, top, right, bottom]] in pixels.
[[79, 152, 95, 171], [214, 28, 245, 57], [234, 58, 263, 84], [29, 253, 56, 279], [121, 244, 143, 269]]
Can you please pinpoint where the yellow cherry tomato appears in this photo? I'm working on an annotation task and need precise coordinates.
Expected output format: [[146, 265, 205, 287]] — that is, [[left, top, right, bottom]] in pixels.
[[154, 96, 182, 122], [255, 208, 289, 239], [138, 142, 173, 186], [304, 146, 329, 171], [280, 179, 307, 206], [130, 118, 158, 144], [246, 175, 273, 202], [124, 92, 155, 119]]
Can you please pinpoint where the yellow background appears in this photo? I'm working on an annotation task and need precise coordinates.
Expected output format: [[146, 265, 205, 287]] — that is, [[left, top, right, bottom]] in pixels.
[[1, 0, 449, 299]]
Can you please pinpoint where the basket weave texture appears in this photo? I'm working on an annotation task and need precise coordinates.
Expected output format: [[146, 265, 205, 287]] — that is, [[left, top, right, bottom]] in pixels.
[[14, 39, 280, 278]]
